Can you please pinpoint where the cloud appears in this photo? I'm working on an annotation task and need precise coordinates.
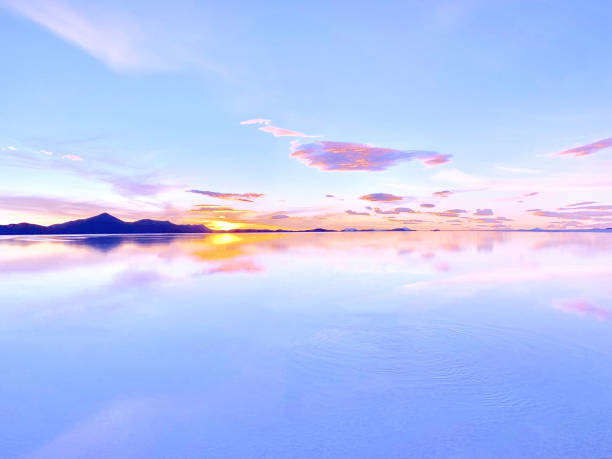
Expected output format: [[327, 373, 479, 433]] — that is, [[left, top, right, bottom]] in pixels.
[[187, 189, 264, 202], [558, 205, 612, 211], [258, 126, 319, 138], [40, 149, 54, 155], [566, 201, 597, 207], [325, 194, 335, 198], [473, 209, 493, 216], [553, 138, 612, 158], [554, 299, 612, 321], [240, 119, 271, 125], [290, 141, 451, 171], [62, 154, 83, 161], [191, 204, 246, 213], [7, 145, 17, 151], [271, 214, 289, 219], [420, 203, 435, 208], [360, 193, 403, 202], [345, 210, 369, 216], [1, 0, 220, 73], [241, 119, 318, 138], [530, 209, 612, 220], [433, 190, 453, 197], [373, 207, 415, 215]]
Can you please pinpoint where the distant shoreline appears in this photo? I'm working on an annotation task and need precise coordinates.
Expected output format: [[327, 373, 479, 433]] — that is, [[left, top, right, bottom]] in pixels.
[[1, 213, 610, 235]]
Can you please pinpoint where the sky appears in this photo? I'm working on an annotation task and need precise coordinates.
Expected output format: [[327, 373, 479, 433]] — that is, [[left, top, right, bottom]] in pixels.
[[1, 0, 611, 230]]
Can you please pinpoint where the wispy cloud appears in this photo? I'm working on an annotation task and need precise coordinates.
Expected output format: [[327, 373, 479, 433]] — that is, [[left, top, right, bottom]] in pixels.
[[529, 208, 612, 220], [291, 141, 451, 171], [6, 145, 17, 151], [1, 0, 220, 73], [191, 204, 247, 213], [420, 203, 435, 208], [553, 138, 612, 158], [187, 189, 264, 202], [345, 210, 369, 216], [241, 118, 318, 138], [62, 154, 83, 161], [554, 299, 612, 321], [373, 207, 415, 215], [566, 201, 597, 207], [240, 119, 271, 126], [259, 126, 319, 138], [360, 193, 404, 202]]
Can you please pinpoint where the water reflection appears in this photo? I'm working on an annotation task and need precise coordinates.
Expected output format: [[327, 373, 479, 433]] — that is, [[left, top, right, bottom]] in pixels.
[[1, 232, 612, 457]]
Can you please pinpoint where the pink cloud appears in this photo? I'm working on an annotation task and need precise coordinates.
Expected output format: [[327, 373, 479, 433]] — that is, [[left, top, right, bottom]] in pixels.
[[420, 203, 435, 208], [553, 138, 612, 157], [360, 193, 403, 202], [290, 141, 451, 171], [433, 190, 453, 197], [62, 154, 83, 161], [241, 118, 318, 138], [554, 299, 612, 321], [566, 201, 597, 207], [259, 126, 319, 138], [240, 119, 271, 125]]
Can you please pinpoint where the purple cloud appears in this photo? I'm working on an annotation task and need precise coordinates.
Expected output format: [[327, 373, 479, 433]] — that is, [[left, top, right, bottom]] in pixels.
[[290, 141, 451, 171], [433, 190, 453, 197], [553, 138, 612, 157], [473, 209, 493, 216], [420, 203, 435, 208], [360, 193, 404, 202]]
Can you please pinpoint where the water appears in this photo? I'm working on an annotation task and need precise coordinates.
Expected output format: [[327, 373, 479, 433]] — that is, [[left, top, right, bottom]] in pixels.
[[1, 232, 612, 458]]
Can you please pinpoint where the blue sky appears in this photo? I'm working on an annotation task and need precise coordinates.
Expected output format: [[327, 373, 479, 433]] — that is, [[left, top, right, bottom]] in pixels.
[[1, 0, 611, 229]]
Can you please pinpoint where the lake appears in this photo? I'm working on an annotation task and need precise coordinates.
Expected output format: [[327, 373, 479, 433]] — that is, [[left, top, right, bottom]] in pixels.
[[1, 232, 612, 458]]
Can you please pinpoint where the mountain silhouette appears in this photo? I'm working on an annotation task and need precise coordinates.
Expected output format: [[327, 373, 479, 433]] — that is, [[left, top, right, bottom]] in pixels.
[[0, 213, 210, 235]]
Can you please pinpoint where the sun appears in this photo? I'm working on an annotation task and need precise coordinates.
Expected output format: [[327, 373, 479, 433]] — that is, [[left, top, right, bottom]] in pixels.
[[207, 220, 241, 231]]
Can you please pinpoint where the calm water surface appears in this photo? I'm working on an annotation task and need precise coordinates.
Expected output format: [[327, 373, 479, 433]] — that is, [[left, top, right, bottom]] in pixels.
[[1, 232, 612, 458]]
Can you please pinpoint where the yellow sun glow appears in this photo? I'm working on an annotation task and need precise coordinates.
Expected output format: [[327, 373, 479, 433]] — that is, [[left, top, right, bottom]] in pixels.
[[207, 220, 241, 231]]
